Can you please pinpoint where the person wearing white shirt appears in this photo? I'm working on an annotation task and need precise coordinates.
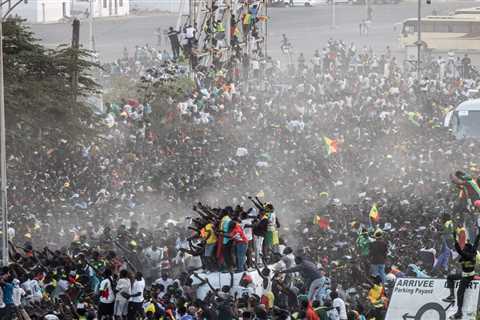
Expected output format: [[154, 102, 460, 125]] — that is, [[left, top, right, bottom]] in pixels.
[[154, 273, 173, 291], [331, 292, 348, 320], [98, 269, 115, 320], [114, 270, 132, 319], [127, 272, 145, 320], [12, 279, 25, 307]]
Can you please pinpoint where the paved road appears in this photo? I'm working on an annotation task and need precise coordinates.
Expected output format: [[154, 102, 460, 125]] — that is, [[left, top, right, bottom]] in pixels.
[[30, 0, 475, 62]]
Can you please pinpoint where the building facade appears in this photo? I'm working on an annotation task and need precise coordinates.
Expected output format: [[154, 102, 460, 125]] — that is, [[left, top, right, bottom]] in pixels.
[[11, 0, 71, 23], [72, 0, 129, 17]]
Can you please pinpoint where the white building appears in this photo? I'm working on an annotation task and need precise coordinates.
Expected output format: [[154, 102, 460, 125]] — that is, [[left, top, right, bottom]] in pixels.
[[72, 0, 129, 18], [130, 0, 183, 13], [11, 0, 71, 23]]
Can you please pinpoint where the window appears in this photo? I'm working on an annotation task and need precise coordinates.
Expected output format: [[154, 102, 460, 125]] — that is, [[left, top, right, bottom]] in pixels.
[[434, 22, 450, 32], [119, 0, 123, 6], [472, 22, 480, 32], [452, 22, 471, 33], [402, 21, 416, 34], [103, 0, 107, 8], [422, 21, 434, 32]]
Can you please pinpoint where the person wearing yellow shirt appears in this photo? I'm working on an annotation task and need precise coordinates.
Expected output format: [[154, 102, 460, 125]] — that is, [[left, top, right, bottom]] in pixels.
[[201, 222, 217, 271], [368, 276, 387, 320]]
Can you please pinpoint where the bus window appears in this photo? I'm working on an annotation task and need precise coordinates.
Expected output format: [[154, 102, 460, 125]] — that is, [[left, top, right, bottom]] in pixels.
[[434, 23, 451, 32], [402, 21, 416, 34], [472, 23, 480, 33], [452, 22, 472, 33], [423, 21, 435, 32]]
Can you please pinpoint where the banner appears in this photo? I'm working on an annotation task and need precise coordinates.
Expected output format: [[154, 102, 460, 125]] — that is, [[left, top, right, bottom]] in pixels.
[[385, 278, 480, 320]]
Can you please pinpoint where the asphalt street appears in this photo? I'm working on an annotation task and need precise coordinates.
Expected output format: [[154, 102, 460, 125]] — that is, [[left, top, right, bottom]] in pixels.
[[29, 0, 477, 62]]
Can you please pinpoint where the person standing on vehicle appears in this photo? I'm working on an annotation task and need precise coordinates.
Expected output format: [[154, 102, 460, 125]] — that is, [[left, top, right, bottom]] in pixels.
[[444, 226, 480, 319], [369, 230, 388, 283], [167, 27, 180, 60]]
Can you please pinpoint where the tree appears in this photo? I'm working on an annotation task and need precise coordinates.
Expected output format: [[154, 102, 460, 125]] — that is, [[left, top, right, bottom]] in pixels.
[[3, 18, 101, 147]]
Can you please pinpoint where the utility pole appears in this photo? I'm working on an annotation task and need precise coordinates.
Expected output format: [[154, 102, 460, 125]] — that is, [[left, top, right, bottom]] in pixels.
[[189, 0, 192, 24], [89, 0, 95, 51], [264, 0, 267, 55], [0, 4, 8, 267], [416, 0, 421, 80], [71, 19, 80, 105], [226, 0, 231, 48], [331, 0, 336, 29]]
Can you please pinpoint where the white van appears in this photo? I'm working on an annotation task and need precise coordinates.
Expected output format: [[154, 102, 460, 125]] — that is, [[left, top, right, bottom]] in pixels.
[[444, 99, 480, 139]]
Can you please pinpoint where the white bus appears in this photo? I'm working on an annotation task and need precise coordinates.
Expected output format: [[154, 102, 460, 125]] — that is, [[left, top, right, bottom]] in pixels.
[[400, 16, 480, 51], [445, 99, 480, 139]]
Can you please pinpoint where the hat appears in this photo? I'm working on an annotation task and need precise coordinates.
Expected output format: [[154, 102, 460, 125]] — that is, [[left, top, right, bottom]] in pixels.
[[374, 229, 383, 238]]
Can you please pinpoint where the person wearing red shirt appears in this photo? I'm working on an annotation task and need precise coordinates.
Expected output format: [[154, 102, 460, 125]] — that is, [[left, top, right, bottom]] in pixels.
[[229, 221, 249, 272]]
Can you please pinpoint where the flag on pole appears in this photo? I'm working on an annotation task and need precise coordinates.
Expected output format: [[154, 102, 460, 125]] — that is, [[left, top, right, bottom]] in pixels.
[[323, 137, 337, 156], [369, 203, 380, 223]]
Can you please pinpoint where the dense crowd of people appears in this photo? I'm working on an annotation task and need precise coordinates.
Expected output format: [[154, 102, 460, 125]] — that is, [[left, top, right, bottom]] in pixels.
[[4, 16, 480, 318]]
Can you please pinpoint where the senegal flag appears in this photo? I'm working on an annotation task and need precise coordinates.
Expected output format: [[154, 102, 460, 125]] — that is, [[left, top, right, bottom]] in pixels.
[[369, 203, 380, 223], [323, 136, 337, 156]]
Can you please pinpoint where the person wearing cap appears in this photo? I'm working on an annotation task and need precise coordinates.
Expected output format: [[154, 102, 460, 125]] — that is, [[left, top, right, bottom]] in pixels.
[[369, 229, 388, 283]]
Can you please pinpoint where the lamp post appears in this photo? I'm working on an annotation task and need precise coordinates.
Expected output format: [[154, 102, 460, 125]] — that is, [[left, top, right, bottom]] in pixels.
[[331, 0, 336, 29], [416, 0, 421, 80]]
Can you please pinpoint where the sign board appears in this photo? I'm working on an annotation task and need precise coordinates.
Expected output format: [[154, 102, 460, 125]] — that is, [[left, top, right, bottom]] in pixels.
[[386, 278, 480, 320]]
